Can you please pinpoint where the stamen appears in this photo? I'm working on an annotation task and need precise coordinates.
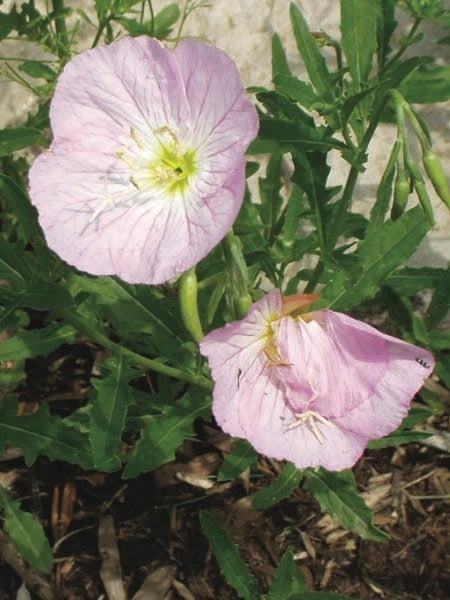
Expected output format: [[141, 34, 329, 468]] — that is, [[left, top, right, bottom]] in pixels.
[[286, 410, 337, 444]]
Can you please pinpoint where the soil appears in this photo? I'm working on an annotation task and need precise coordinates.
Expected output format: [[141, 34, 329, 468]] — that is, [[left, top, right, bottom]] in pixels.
[[0, 341, 449, 600]]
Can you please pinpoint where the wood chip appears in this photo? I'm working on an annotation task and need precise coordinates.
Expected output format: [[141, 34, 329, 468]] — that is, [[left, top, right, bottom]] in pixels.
[[132, 566, 175, 600], [98, 514, 126, 600]]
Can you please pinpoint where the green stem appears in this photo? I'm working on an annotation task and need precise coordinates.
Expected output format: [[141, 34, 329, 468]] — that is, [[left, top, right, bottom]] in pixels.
[[62, 310, 213, 391], [222, 230, 252, 319], [383, 18, 422, 70], [52, 0, 69, 61], [179, 268, 204, 343]]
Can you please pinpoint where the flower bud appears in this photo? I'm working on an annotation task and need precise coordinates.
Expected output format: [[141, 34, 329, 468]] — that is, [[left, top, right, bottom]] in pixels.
[[423, 150, 450, 209]]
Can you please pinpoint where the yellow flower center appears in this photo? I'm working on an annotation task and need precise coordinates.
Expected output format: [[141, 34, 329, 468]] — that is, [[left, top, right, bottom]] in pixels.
[[148, 127, 198, 195]]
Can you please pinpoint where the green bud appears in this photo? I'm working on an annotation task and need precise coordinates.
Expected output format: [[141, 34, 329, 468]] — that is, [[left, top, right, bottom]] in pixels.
[[414, 180, 435, 225], [179, 268, 204, 343], [423, 150, 450, 210], [391, 168, 410, 220]]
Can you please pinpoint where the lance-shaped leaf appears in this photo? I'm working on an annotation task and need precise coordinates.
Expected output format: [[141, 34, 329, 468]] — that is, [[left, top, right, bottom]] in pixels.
[[290, 3, 333, 101], [266, 550, 309, 599], [89, 356, 138, 472], [122, 388, 210, 478], [341, 0, 378, 88], [252, 463, 303, 510], [0, 127, 47, 157], [0, 486, 53, 573], [217, 440, 257, 482], [304, 469, 389, 542], [0, 398, 93, 469], [200, 510, 259, 600]]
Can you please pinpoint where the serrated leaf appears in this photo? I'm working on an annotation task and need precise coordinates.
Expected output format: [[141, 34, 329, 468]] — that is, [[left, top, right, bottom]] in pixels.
[[266, 550, 309, 599], [217, 440, 257, 482], [0, 323, 77, 360], [0, 127, 47, 157], [401, 65, 450, 103], [341, 0, 378, 88], [122, 388, 210, 478], [19, 282, 74, 311], [252, 462, 303, 510], [0, 487, 53, 573], [273, 73, 319, 109], [0, 398, 93, 468], [289, 3, 333, 100], [325, 207, 431, 310], [90, 356, 137, 471], [200, 510, 259, 600], [304, 469, 389, 542]]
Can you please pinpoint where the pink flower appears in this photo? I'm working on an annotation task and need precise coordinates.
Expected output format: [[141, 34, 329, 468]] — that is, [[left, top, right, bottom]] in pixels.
[[200, 290, 435, 471], [29, 37, 258, 284]]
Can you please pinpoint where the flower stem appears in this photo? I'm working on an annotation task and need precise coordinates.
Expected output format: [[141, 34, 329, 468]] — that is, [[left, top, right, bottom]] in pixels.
[[52, 0, 69, 61], [62, 309, 213, 391]]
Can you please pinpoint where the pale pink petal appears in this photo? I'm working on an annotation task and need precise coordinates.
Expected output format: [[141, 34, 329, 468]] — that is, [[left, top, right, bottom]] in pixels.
[[199, 290, 283, 437], [320, 310, 435, 438]]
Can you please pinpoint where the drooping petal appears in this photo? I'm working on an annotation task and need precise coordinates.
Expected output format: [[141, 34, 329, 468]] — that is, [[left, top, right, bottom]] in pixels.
[[318, 310, 435, 439], [29, 36, 258, 284]]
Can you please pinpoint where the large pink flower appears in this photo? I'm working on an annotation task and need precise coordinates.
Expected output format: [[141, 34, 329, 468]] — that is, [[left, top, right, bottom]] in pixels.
[[29, 37, 258, 284], [200, 290, 435, 471]]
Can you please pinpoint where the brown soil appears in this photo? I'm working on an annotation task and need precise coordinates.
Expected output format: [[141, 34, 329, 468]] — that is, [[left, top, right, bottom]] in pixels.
[[0, 342, 449, 600]]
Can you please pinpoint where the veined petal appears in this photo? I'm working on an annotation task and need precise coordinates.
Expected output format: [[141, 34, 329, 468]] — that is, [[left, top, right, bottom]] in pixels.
[[29, 37, 258, 284], [200, 290, 283, 437], [319, 310, 435, 439]]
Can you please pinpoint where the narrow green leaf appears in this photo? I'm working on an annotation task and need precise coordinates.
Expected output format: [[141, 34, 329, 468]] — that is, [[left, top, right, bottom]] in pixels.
[[19, 282, 74, 311], [289, 3, 333, 100], [273, 73, 319, 109], [0, 323, 77, 360], [19, 60, 56, 81], [0, 398, 93, 468], [122, 389, 210, 478], [0, 127, 46, 157], [368, 429, 431, 449], [0, 487, 53, 573], [152, 3, 181, 38], [272, 33, 292, 79], [341, 0, 378, 88], [385, 266, 446, 296], [304, 469, 389, 541], [200, 510, 259, 600], [252, 463, 303, 510], [267, 550, 309, 599], [90, 357, 137, 472], [217, 440, 257, 482], [0, 237, 27, 288]]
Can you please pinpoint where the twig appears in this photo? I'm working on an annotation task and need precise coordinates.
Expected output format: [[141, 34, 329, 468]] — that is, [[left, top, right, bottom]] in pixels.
[[98, 515, 126, 600]]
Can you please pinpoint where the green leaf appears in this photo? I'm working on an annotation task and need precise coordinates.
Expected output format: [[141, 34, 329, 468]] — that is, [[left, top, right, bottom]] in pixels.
[[266, 550, 309, 599], [325, 207, 432, 310], [122, 388, 210, 478], [0, 127, 46, 157], [304, 469, 389, 542], [424, 267, 450, 329], [89, 356, 137, 472], [0, 323, 77, 361], [385, 266, 446, 295], [368, 429, 431, 449], [273, 73, 319, 109], [0, 174, 42, 242], [0, 397, 93, 468], [289, 3, 333, 100], [217, 440, 258, 482], [200, 510, 260, 600], [19, 60, 56, 81], [18, 282, 74, 311], [0, 487, 53, 573], [272, 33, 292, 79], [0, 237, 27, 288], [252, 463, 303, 510], [152, 3, 181, 39], [340, 0, 378, 88], [400, 66, 450, 103]]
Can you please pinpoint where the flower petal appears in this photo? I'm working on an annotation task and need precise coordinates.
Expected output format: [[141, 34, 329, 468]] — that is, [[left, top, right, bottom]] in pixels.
[[200, 290, 282, 437]]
